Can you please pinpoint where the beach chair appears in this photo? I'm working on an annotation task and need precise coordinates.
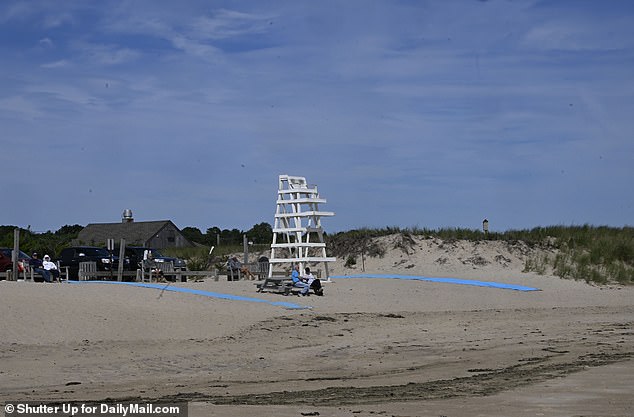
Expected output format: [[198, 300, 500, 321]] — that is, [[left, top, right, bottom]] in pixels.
[[156, 261, 175, 281], [140, 260, 174, 282], [78, 261, 98, 280]]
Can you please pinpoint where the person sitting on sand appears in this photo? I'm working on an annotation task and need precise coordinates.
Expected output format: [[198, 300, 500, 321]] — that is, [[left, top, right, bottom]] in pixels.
[[303, 267, 323, 296], [42, 254, 61, 282], [291, 264, 310, 296]]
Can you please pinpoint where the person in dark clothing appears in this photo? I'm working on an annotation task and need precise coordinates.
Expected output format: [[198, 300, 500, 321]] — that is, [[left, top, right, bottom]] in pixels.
[[227, 256, 240, 281], [303, 267, 324, 296], [29, 252, 52, 282]]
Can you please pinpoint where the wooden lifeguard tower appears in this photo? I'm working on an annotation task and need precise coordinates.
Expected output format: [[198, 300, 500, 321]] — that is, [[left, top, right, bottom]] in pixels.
[[267, 174, 336, 282]]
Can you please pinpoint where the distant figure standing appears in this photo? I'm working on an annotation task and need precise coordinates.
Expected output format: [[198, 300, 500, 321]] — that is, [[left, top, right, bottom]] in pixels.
[[43, 254, 61, 282], [29, 252, 52, 283]]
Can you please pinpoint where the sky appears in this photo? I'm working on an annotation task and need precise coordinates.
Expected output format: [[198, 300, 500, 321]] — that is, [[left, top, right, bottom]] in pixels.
[[1, 0, 633, 234]]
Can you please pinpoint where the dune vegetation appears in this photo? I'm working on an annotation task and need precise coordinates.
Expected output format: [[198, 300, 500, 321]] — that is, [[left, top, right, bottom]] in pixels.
[[327, 225, 634, 285]]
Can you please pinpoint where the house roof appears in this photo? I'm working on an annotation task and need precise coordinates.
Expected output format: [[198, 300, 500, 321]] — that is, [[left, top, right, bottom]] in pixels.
[[76, 220, 180, 246]]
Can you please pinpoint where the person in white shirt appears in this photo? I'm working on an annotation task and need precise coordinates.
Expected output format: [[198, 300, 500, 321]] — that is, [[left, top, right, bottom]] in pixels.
[[42, 254, 61, 282], [303, 267, 324, 296]]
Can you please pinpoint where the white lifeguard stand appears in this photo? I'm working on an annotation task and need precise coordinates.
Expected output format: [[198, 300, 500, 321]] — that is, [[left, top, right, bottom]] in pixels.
[[268, 174, 336, 281]]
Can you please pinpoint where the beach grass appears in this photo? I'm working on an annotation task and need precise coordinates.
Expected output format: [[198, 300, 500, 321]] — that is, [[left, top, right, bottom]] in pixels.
[[329, 225, 634, 285]]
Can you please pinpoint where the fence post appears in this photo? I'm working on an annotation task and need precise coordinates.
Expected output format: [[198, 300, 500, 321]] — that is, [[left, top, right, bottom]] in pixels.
[[11, 228, 19, 281], [243, 234, 249, 264], [117, 239, 126, 281]]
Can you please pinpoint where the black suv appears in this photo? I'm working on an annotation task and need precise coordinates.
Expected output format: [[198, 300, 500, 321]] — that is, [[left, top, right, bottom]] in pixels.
[[122, 247, 187, 271], [57, 246, 122, 280]]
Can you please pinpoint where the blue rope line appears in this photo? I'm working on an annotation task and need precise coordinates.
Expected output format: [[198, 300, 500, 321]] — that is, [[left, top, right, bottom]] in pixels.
[[330, 274, 540, 291], [67, 280, 311, 309]]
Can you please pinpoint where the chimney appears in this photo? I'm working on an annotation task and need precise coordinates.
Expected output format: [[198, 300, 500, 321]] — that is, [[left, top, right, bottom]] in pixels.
[[122, 209, 134, 223]]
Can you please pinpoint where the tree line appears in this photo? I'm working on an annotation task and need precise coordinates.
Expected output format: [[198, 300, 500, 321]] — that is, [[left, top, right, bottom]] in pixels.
[[180, 222, 273, 247], [0, 223, 274, 256]]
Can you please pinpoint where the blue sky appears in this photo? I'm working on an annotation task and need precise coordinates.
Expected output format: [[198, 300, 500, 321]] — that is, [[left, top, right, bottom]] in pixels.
[[1, 0, 633, 234]]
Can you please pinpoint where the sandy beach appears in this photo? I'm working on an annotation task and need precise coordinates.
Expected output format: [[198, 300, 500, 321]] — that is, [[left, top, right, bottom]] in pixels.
[[1, 235, 632, 417]]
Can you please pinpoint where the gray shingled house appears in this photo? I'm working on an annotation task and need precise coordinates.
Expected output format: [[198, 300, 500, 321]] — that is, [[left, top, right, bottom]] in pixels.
[[75, 220, 194, 249]]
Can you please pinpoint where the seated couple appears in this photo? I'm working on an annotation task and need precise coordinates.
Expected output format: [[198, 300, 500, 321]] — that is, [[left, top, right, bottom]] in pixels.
[[29, 253, 60, 283], [291, 265, 324, 296]]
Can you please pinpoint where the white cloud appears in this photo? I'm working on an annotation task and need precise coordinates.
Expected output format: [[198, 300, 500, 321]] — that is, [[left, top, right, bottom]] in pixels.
[[191, 9, 275, 40], [95, 46, 140, 65], [0, 1, 34, 22], [42, 11, 73, 29], [38, 37, 54, 47], [41, 59, 69, 68], [168, 34, 223, 60], [66, 40, 141, 65], [0, 95, 44, 119], [523, 19, 633, 51], [24, 82, 98, 109]]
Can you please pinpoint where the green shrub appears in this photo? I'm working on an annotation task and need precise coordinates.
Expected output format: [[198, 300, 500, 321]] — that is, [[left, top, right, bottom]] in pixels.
[[523, 254, 550, 275], [185, 256, 209, 271]]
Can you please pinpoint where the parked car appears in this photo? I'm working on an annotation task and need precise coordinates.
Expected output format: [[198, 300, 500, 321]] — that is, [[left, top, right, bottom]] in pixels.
[[0, 251, 11, 274], [57, 246, 122, 280], [0, 248, 31, 274], [122, 247, 187, 271]]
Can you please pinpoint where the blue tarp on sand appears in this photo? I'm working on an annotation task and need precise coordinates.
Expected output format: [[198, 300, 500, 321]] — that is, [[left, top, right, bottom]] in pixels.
[[330, 274, 540, 291], [68, 280, 310, 309]]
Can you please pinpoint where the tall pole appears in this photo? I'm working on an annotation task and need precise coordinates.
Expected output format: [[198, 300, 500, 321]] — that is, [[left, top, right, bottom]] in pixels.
[[117, 239, 126, 281], [361, 240, 366, 272], [107, 238, 115, 281], [243, 234, 249, 264], [12, 228, 19, 281]]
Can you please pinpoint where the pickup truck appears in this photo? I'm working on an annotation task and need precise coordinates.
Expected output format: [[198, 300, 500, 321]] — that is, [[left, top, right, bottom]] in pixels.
[[122, 247, 187, 271], [57, 246, 122, 280]]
